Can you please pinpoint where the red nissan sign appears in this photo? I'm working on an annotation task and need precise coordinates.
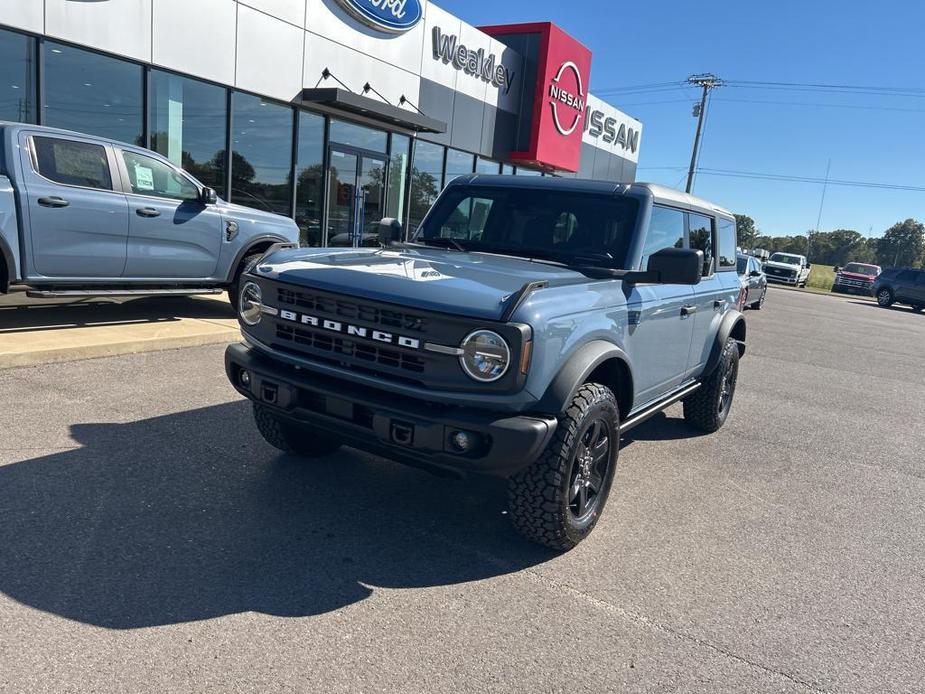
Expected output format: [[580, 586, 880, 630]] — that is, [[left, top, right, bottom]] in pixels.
[[481, 22, 592, 172]]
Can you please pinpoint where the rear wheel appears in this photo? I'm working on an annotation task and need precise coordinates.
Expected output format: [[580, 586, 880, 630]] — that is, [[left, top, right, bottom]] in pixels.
[[228, 251, 265, 312], [876, 288, 894, 308], [507, 384, 619, 551], [253, 403, 342, 458], [683, 338, 739, 433]]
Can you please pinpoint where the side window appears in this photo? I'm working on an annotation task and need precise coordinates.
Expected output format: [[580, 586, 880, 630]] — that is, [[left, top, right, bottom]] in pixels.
[[120, 150, 199, 201], [916, 272, 925, 286], [640, 206, 684, 269], [717, 217, 738, 270], [439, 196, 494, 240], [897, 270, 916, 282], [33, 136, 112, 190], [688, 213, 714, 276]]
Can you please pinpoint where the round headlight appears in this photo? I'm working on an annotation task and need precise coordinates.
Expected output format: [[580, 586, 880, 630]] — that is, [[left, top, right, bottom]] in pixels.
[[239, 281, 263, 326], [459, 330, 511, 382]]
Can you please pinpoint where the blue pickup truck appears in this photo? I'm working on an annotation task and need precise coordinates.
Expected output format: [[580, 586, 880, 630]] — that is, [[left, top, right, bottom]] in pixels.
[[0, 123, 298, 306], [226, 177, 746, 550]]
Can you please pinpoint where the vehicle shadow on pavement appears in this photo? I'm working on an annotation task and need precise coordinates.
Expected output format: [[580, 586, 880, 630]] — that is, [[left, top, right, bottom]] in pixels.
[[0, 401, 553, 629], [621, 412, 707, 447], [0, 295, 234, 334]]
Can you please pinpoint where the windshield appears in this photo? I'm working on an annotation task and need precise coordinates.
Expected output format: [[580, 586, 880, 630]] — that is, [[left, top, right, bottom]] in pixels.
[[770, 253, 802, 265], [415, 186, 640, 268], [843, 263, 879, 276]]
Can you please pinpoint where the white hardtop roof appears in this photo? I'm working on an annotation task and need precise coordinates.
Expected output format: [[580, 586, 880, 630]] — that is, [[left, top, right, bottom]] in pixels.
[[634, 182, 734, 219]]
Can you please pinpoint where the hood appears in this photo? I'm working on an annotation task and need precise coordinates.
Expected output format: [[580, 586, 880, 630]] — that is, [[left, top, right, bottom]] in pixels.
[[764, 260, 801, 270], [838, 270, 876, 281], [252, 247, 589, 320]]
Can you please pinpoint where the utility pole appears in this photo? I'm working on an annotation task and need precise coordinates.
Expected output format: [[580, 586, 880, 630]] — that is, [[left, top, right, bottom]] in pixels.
[[685, 73, 723, 194], [809, 158, 832, 260]]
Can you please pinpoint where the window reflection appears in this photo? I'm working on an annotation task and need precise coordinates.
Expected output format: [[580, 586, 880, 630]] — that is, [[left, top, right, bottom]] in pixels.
[[408, 140, 444, 232], [329, 119, 387, 153], [43, 41, 142, 144], [295, 110, 325, 246], [444, 148, 474, 184], [0, 28, 35, 123], [476, 157, 501, 175], [230, 93, 293, 216], [386, 134, 410, 228], [149, 70, 227, 194]]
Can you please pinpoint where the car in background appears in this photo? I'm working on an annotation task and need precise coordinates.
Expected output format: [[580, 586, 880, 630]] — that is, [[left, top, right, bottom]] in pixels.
[[872, 268, 925, 311], [763, 252, 811, 287], [831, 262, 881, 295], [737, 253, 767, 310]]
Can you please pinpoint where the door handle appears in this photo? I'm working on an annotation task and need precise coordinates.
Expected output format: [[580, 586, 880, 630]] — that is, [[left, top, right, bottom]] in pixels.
[[37, 196, 69, 208], [681, 305, 698, 317], [136, 207, 161, 218]]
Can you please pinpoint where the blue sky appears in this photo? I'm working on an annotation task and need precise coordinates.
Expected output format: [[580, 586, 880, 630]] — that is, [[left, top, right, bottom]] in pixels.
[[437, 0, 925, 237]]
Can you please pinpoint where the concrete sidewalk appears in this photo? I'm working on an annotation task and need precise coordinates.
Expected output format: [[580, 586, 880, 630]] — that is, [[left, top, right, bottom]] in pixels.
[[0, 291, 240, 369]]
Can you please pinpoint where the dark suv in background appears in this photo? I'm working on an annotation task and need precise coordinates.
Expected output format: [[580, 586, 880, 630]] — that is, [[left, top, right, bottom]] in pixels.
[[872, 268, 925, 311]]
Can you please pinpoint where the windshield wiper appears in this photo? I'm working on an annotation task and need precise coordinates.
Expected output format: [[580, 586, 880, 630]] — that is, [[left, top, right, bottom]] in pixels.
[[416, 237, 467, 252]]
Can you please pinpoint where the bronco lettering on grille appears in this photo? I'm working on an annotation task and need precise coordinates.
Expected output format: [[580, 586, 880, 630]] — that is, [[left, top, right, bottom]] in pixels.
[[278, 309, 422, 350]]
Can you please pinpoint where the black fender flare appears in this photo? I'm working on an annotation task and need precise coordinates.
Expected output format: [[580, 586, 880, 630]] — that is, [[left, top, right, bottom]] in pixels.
[[704, 310, 746, 377], [0, 235, 16, 292], [224, 235, 291, 284], [535, 340, 633, 415]]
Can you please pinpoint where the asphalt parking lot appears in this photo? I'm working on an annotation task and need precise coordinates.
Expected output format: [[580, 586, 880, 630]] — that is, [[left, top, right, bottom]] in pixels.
[[1, 288, 923, 693]]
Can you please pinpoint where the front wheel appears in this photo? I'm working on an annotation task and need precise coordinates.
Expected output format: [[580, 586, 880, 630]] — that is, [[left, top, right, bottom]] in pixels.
[[507, 384, 620, 551], [253, 403, 343, 458], [228, 252, 266, 312], [683, 338, 740, 433], [876, 288, 894, 308]]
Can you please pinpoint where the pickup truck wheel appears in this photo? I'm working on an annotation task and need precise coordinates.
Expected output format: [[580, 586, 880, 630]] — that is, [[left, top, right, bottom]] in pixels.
[[507, 384, 619, 551], [683, 338, 739, 433], [228, 252, 265, 313], [252, 403, 342, 458]]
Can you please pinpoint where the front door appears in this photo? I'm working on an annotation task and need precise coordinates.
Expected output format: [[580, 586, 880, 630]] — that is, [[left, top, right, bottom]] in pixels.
[[326, 147, 385, 247], [23, 133, 129, 278], [117, 148, 223, 279]]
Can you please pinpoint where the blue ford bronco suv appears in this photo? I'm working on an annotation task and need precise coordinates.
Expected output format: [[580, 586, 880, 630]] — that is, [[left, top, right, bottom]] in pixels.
[[226, 177, 746, 550]]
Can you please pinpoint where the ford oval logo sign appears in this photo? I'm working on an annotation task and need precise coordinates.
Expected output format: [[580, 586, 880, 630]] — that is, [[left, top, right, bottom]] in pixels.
[[335, 0, 423, 34]]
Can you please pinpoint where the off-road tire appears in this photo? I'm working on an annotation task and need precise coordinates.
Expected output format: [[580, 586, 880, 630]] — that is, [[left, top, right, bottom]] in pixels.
[[876, 288, 894, 308], [253, 403, 342, 457], [507, 383, 620, 552], [683, 338, 739, 433], [228, 252, 265, 313]]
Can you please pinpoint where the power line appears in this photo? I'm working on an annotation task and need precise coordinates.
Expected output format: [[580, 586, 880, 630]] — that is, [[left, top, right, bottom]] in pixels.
[[695, 167, 925, 193]]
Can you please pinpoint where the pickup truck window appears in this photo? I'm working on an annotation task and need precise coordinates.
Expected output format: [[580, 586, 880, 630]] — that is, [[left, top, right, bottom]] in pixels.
[[418, 186, 639, 268], [718, 218, 738, 270], [689, 213, 714, 276], [640, 206, 684, 269], [33, 136, 112, 191], [120, 150, 199, 201]]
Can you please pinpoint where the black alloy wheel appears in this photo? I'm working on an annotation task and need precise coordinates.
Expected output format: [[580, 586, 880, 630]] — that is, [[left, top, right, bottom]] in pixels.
[[567, 418, 613, 521]]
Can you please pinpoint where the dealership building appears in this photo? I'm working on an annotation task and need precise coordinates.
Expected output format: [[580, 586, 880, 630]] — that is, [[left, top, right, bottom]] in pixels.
[[0, 0, 642, 245]]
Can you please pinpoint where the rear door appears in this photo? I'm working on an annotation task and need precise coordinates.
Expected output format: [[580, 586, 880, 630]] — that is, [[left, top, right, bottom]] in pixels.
[[23, 133, 128, 278], [913, 271, 925, 304], [624, 205, 695, 405], [116, 148, 222, 279]]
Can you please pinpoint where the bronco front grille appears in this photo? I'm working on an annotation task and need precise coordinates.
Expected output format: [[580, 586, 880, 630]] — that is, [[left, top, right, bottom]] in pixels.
[[275, 323, 427, 374], [276, 287, 428, 334]]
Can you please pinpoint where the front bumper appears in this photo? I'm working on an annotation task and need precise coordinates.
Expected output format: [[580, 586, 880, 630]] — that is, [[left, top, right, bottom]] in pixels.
[[765, 274, 799, 285], [832, 280, 873, 295], [225, 343, 557, 478]]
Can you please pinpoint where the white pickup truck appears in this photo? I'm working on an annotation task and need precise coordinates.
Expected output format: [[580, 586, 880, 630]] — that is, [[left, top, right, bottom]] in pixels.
[[762, 252, 811, 287]]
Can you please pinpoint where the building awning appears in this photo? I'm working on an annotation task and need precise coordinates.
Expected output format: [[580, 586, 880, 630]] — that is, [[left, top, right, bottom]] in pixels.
[[298, 88, 446, 134]]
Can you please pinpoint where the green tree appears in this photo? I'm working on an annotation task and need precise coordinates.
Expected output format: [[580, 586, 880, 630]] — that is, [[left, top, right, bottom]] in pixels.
[[876, 219, 925, 268], [734, 214, 759, 249]]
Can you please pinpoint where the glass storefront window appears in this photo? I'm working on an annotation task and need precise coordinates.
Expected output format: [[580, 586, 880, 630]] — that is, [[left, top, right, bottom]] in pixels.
[[408, 140, 444, 232], [329, 119, 387, 153], [295, 110, 325, 246], [476, 157, 501, 175], [43, 41, 142, 144], [444, 148, 475, 184], [149, 70, 227, 193], [515, 166, 542, 176], [230, 93, 293, 216], [386, 134, 410, 228], [502, 164, 515, 176], [0, 29, 36, 123]]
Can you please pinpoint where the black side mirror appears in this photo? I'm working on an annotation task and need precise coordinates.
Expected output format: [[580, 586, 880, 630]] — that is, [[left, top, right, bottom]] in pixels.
[[378, 217, 402, 247], [200, 187, 218, 205], [750, 270, 761, 277], [833, 266, 841, 273], [632, 247, 703, 285]]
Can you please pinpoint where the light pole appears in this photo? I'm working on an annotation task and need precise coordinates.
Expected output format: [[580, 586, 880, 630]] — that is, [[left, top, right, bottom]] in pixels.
[[685, 73, 723, 194]]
